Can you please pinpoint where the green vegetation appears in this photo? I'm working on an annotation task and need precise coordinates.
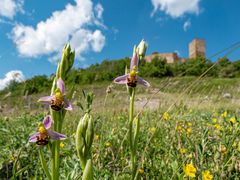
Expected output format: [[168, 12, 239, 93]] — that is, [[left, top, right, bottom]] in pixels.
[[1, 104, 240, 179], [1, 53, 240, 179], [1, 56, 240, 97]]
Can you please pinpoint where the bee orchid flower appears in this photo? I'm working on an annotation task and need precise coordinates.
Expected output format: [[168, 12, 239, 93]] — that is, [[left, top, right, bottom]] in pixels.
[[114, 50, 150, 88], [38, 78, 72, 111], [29, 115, 66, 145]]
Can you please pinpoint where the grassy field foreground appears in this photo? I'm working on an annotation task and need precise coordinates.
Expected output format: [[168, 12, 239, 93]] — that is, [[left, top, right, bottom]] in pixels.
[[0, 77, 240, 179]]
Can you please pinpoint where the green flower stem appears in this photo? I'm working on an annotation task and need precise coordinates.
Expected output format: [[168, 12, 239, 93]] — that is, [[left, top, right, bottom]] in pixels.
[[50, 68, 59, 180], [55, 141, 60, 180], [54, 111, 63, 180], [51, 147, 56, 180], [39, 148, 51, 180], [133, 117, 140, 152], [129, 88, 137, 179], [50, 110, 63, 180]]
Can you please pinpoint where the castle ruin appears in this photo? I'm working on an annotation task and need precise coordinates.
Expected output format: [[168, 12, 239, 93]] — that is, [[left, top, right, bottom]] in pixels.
[[145, 38, 206, 63]]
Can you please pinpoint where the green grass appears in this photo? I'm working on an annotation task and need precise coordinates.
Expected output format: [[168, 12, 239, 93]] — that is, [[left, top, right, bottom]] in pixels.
[[0, 77, 240, 179]]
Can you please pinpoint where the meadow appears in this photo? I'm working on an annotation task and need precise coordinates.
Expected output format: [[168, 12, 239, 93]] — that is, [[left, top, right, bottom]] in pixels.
[[1, 75, 240, 179]]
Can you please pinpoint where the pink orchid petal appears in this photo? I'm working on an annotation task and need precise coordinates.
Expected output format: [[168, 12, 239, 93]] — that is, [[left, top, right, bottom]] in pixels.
[[64, 98, 73, 111], [43, 115, 53, 129], [47, 130, 66, 140], [38, 96, 53, 104], [130, 52, 139, 71], [137, 76, 150, 87], [57, 78, 65, 94], [114, 74, 128, 84], [29, 132, 40, 142]]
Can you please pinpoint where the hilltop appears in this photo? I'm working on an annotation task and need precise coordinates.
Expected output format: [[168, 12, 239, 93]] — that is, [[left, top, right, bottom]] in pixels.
[[0, 56, 240, 117]]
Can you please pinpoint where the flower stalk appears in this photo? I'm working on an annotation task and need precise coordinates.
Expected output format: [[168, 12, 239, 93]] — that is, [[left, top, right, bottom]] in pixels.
[[113, 40, 149, 179], [129, 88, 137, 179], [49, 44, 74, 180], [29, 43, 74, 180]]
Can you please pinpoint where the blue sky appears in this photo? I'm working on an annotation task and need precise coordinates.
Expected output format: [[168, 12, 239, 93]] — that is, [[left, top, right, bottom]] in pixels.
[[0, 0, 240, 88]]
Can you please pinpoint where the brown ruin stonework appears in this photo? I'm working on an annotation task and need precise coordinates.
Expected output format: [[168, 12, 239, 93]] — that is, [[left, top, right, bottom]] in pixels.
[[144, 38, 205, 63], [189, 39, 205, 59], [145, 52, 179, 63]]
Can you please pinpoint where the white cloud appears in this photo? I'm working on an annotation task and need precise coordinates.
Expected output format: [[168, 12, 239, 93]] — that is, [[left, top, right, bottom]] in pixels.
[[70, 29, 105, 58], [0, 0, 24, 19], [174, 50, 180, 56], [183, 19, 191, 31], [0, 70, 25, 90], [95, 3, 103, 19], [151, 0, 201, 18], [11, 0, 105, 62]]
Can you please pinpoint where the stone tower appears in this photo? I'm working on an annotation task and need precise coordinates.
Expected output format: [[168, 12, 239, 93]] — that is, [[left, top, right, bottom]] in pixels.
[[189, 39, 205, 59]]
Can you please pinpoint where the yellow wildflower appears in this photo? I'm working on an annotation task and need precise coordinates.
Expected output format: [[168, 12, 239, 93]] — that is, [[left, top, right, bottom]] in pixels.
[[229, 117, 237, 124], [183, 164, 196, 177], [95, 134, 100, 141], [180, 148, 187, 154], [150, 127, 157, 134], [232, 142, 237, 148], [138, 168, 144, 174], [60, 142, 65, 148], [188, 122, 192, 126], [202, 170, 213, 180], [177, 125, 183, 134], [214, 124, 221, 130], [105, 142, 111, 148], [163, 112, 169, 120], [222, 111, 227, 118], [212, 118, 218, 123], [186, 128, 191, 136]]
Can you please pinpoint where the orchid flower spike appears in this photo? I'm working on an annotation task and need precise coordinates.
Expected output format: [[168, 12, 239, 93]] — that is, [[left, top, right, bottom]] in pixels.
[[38, 78, 72, 111], [29, 115, 66, 145], [114, 48, 150, 88]]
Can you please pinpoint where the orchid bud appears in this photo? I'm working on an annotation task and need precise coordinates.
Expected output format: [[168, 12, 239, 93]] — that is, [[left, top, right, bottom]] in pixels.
[[82, 159, 93, 180], [58, 43, 75, 80], [137, 39, 147, 60], [76, 112, 94, 169], [52, 44, 75, 94], [76, 113, 89, 168], [86, 115, 94, 150]]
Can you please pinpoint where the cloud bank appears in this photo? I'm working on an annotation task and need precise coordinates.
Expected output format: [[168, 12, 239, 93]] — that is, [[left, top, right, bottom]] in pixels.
[[11, 0, 105, 62], [0, 70, 25, 90], [0, 0, 24, 19], [151, 0, 201, 18]]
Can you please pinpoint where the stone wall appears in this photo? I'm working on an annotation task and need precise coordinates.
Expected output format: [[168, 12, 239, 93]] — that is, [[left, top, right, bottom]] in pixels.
[[145, 52, 179, 63], [189, 39, 205, 59]]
